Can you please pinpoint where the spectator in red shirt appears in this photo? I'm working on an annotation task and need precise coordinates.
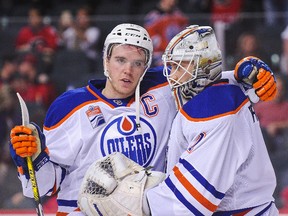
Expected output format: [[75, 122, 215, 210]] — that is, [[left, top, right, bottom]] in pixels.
[[144, 0, 188, 66], [15, 6, 58, 54], [15, 6, 59, 74]]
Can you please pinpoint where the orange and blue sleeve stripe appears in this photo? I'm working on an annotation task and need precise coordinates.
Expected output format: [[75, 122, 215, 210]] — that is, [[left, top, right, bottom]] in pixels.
[[165, 158, 225, 214]]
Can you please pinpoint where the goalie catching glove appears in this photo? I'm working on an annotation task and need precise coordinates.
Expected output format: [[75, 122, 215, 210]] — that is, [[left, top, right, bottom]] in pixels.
[[9, 123, 49, 179], [78, 152, 165, 216], [234, 56, 277, 102]]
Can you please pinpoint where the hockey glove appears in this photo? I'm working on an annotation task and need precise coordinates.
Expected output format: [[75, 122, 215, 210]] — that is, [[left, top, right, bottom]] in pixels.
[[234, 56, 277, 102], [78, 152, 165, 216], [10, 122, 49, 179]]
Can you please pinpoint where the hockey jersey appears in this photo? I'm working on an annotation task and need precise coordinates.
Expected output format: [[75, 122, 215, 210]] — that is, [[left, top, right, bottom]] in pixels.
[[19, 67, 176, 214], [147, 81, 278, 215]]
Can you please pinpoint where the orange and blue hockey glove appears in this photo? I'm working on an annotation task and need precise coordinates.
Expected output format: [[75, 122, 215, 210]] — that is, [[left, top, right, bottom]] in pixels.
[[234, 56, 277, 102], [10, 122, 49, 179]]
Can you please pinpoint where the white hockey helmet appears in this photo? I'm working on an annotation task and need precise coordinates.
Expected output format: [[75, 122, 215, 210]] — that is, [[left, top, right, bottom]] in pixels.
[[162, 25, 222, 108], [103, 23, 153, 78], [103, 23, 153, 131]]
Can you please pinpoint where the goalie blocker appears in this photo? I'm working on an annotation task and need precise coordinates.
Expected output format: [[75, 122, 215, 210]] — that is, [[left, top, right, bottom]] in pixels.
[[78, 152, 165, 216]]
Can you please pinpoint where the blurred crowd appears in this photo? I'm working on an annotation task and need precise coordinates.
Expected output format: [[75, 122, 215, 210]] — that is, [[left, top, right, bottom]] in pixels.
[[1, 0, 288, 213]]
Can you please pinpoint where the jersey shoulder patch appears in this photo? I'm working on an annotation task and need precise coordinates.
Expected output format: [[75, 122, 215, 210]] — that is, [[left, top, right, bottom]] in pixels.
[[182, 84, 248, 120]]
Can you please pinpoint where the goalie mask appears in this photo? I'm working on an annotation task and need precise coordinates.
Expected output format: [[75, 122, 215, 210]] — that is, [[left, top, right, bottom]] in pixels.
[[163, 25, 222, 109]]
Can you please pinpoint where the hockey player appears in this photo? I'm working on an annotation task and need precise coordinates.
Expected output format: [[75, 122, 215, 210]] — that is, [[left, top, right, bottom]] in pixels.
[[9, 23, 176, 215], [77, 25, 278, 216], [145, 25, 278, 215], [9, 23, 276, 215]]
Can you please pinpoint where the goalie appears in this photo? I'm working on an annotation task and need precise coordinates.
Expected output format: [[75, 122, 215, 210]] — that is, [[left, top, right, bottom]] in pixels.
[[77, 26, 278, 215]]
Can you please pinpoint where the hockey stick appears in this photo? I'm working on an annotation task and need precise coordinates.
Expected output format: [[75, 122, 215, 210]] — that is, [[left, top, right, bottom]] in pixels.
[[17, 93, 44, 216]]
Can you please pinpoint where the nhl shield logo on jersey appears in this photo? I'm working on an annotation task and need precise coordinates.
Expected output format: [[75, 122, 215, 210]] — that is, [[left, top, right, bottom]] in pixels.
[[86, 105, 105, 128], [100, 115, 157, 167]]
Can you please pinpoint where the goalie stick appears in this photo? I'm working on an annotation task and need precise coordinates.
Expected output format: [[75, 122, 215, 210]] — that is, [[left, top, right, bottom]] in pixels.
[[17, 92, 44, 216]]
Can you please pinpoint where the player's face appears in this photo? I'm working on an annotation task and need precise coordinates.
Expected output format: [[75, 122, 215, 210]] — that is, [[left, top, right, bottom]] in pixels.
[[105, 44, 146, 98], [168, 61, 195, 86]]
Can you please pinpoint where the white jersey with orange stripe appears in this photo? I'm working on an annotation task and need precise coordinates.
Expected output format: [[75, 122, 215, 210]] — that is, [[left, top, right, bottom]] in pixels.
[[19, 68, 177, 214], [147, 81, 278, 215]]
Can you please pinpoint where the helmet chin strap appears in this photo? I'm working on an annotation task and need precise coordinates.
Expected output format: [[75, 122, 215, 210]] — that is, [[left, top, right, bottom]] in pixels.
[[135, 82, 141, 132], [135, 67, 149, 132]]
